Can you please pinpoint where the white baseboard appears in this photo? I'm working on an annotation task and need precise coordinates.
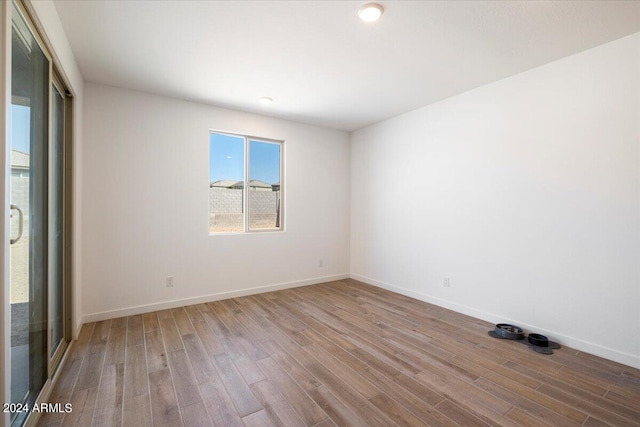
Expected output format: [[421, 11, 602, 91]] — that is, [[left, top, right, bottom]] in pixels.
[[81, 273, 349, 324], [350, 273, 640, 370]]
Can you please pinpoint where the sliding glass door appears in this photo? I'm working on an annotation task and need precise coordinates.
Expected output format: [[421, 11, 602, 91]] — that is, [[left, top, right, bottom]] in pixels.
[[9, 2, 71, 425]]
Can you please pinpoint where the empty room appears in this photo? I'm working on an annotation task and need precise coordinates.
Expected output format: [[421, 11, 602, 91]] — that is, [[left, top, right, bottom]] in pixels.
[[1, 0, 639, 426]]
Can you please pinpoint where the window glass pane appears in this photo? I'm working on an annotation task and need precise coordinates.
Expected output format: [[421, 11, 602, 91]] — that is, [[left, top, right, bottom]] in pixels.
[[249, 140, 281, 230], [209, 132, 245, 232], [11, 1, 49, 422]]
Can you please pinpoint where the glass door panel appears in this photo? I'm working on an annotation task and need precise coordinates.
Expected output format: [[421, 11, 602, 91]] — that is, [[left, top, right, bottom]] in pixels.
[[10, 2, 49, 424], [50, 83, 64, 359]]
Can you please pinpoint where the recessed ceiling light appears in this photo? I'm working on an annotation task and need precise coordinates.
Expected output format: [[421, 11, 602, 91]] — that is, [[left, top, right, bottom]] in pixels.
[[258, 97, 273, 106], [358, 3, 384, 22]]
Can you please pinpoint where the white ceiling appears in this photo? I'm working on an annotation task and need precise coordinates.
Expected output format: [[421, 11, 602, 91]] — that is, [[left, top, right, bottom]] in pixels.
[[53, 1, 640, 131]]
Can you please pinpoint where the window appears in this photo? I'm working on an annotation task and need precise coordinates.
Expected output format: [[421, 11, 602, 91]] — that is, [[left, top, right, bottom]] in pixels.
[[209, 131, 283, 233]]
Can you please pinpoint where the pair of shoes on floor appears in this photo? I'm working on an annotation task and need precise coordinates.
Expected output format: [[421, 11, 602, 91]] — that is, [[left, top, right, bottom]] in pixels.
[[488, 323, 561, 354]]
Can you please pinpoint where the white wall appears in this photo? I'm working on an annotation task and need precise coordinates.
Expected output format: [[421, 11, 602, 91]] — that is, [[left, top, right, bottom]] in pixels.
[[351, 33, 640, 368], [81, 83, 350, 321]]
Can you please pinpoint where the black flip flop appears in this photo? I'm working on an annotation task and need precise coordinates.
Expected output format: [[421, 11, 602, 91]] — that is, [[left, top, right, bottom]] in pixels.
[[527, 333, 561, 354]]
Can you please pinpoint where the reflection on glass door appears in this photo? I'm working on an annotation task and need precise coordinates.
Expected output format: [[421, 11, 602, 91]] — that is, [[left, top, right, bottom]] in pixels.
[[10, 2, 49, 425]]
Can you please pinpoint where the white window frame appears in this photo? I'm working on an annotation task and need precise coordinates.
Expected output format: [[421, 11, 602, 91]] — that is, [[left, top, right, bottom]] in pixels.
[[209, 130, 284, 234]]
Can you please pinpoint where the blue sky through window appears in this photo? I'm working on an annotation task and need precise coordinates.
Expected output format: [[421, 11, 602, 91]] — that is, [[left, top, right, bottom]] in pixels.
[[210, 133, 244, 182], [250, 140, 280, 184], [209, 133, 280, 184], [12, 104, 31, 153]]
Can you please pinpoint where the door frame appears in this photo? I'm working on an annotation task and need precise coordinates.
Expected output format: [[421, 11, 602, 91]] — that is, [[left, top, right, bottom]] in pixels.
[[47, 72, 72, 376], [1, 0, 13, 425]]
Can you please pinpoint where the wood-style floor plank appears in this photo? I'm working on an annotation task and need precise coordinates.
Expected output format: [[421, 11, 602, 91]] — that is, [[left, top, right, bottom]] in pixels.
[[306, 385, 369, 427], [62, 386, 99, 426], [89, 320, 111, 353], [249, 380, 305, 427], [304, 362, 396, 427], [92, 363, 124, 427], [158, 317, 183, 353], [192, 320, 225, 356], [166, 349, 202, 408], [172, 307, 195, 336], [368, 393, 429, 427], [104, 321, 126, 366], [126, 315, 144, 347], [38, 356, 83, 426], [180, 401, 211, 427], [242, 409, 275, 427], [148, 368, 182, 427], [358, 367, 458, 427], [605, 388, 640, 413], [145, 329, 168, 373], [199, 377, 244, 427], [184, 304, 205, 323], [303, 343, 380, 399], [38, 280, 640, 427], [256, 356, 327, 425], [122, 394, 152, 427], [142, 312, 160, 333], [213, 353, 263, 417], [74, 347, 106, 392], [264, 340, 322, 392], [434, 399, 492, 427], [123, 344, 148, 400], [181, 332, 218, 385]]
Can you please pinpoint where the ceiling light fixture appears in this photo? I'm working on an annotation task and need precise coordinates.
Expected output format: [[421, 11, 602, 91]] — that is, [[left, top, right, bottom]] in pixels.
[[358, 3, 384, 22], [258, 97, 273, 106]]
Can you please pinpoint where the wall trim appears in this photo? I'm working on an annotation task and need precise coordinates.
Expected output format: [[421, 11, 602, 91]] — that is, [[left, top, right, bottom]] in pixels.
[[350, 273, 640, 370], [80, 273, 350, 324]]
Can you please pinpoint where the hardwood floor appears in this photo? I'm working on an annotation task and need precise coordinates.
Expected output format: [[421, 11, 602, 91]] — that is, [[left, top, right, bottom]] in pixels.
[[38, 280, 640, 426]]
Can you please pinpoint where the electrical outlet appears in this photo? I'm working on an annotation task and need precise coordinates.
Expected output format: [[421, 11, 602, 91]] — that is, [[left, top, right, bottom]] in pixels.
[[166, 276, 174, 287], [443, 277, 450, 288], [319, 259, 324, 268]]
